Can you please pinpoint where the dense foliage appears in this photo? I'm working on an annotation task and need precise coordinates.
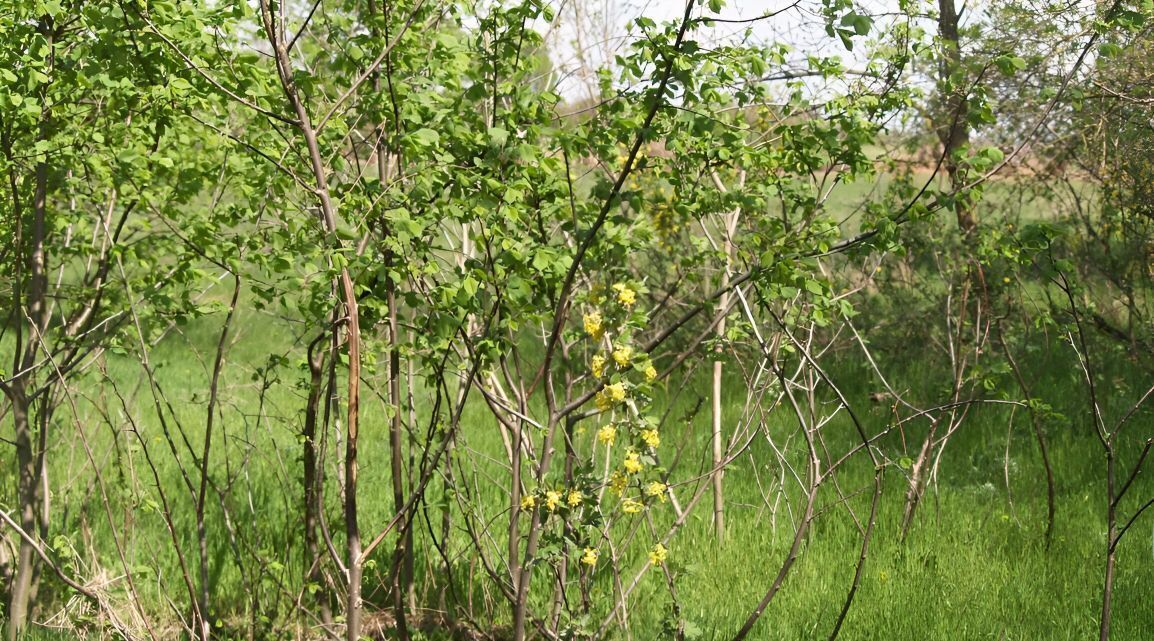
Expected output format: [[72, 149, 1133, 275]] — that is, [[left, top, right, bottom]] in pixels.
[[2, 1, 1153, 640]]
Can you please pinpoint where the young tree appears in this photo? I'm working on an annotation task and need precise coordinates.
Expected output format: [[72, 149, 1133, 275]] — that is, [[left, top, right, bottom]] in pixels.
[[0, 3, 224, 636]]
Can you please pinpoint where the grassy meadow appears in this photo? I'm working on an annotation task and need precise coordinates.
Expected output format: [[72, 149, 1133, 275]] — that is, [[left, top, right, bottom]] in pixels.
[[9, 289, 1152, 641]]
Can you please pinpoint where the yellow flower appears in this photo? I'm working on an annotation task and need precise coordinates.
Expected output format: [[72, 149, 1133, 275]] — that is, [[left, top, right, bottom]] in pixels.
[[592, 355, 606, 379], [623, 450, 643, 474], [645, 481, 668, 502], [644, 363, 657, 382], [581, 547, 599, 567], [640, 429, 660, 449], [567, 489, 583, 507], [612, 283, 636, 308], [612, 345, 633, 367], [622, 499, 644, 514], [545, 490, 562, 512], [596, 391, 612, 411], [597, 425, 617, 446], [609, 471, 628, 496], [583, 311, 603, 338], [520, 494, 536, 511], [605, 382, 626, 402], [648, 543, 668, 565], [596, 382, 626, 411]]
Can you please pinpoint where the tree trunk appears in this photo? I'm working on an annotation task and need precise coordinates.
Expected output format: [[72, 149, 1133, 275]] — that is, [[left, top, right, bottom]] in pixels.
[[260, 10, 364, 637], [711, 305, 727, 542], [303, 336, 333, 631], [711, 208, 737, 542], [6, 386, 39, 641], [6, 35, 53, 633], [387, 274, 411, 641], [900, 420, 939, 541], [1100, 449, 1116, 641], [937, 0, 975, 233]]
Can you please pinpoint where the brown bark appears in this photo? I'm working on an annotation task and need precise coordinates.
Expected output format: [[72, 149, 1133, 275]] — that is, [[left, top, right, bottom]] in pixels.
[[364, 1, 413, 633], [303, 334, 333, 629], [1100, 452, 1116, 641], [194, 276, 241, 639], [6, 24, 53, 632], [387, 275, 411, 641], [258, 3, 364, 636], [7, 386, 39, 641], [711, 204, 738, 543], [937, 0, 975, 233]]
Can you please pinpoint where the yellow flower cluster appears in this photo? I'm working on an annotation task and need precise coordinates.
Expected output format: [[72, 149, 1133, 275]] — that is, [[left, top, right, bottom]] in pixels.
[[595, 382, 627, 411], [597, 424, 617, 446], [581, 547, 599, 567], [606, 382, 626, 401], [583, 311, 603, 339], [644, 363, 657, 382], [612, 282, 636, 308], [545, 490, 563, 512], [591, 355, 606, 379], [522, 488, 585, 512], [622, 499, 644, 514], [645, 481, 668, 502], [640, 429, 660, 449], [649, 543, 668, 566], [609, 471, 628, 495], [595, 393, 611, 411], [612, 345, 633, 367], [623, 450, 643, 474]]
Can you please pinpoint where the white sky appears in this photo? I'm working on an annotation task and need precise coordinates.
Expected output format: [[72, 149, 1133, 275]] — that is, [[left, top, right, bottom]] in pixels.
[[541, 0, 906, 100]]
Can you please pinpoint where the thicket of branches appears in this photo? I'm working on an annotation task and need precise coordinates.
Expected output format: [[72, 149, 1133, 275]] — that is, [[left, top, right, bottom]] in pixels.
[[2, 0, 1153, 640]]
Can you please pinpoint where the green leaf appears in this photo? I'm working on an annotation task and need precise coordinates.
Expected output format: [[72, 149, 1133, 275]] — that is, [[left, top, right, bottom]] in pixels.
[[994, 55, 1027, 75], [487, 126, 509, 147], [410, 128, 440, 147], [840, 13, 872, 36], [1098, 42, 1123, 58], [462, 275, 479, 297]]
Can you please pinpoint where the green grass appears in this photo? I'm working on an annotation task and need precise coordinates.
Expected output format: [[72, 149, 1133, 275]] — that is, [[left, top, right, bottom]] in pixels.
[[5, 295, 1154, 641]]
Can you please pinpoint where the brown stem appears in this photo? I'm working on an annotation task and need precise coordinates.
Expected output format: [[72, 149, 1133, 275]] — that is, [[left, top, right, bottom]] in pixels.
[[997, 327, 1056, 547], [303, 332, 333, 630], [5, 20, 54, 634], [6, 385, 39, 641], [1056, 269, 1114, 641], [1101, 451, 1115, 641], [935, 0, 974, 233], [539, 0, 698, 415], [827, 471, 882, 641], [257, 4, 364, 638], [388, 270, 411, 641], [195, 275, 241, 638], [731, 486, 817, 641], [112, 256, 208, 636]]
